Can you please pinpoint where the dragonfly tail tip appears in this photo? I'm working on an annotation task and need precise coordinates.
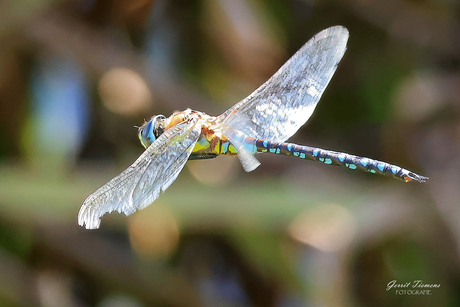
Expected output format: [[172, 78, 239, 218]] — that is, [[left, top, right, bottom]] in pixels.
[[405, 172, 429, 183]]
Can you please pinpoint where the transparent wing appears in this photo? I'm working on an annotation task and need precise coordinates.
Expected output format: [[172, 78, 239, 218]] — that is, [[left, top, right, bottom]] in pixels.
[[219, 26, 349, 142], [78, 119, 201, 229]]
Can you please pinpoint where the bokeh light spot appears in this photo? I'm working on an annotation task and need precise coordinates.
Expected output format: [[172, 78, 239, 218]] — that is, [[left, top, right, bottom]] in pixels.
[[289, 204, 356, 252], [187, 156, 239, 186], [98, 68, 152, 115], [128, 203, 179, 258]]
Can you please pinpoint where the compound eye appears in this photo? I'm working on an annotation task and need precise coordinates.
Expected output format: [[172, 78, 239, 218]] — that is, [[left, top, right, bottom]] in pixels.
[[138, 120, 155, 148]]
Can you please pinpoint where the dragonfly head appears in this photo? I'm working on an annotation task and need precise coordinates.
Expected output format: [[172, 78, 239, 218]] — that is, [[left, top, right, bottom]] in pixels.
[[138, 115, 166, 148]]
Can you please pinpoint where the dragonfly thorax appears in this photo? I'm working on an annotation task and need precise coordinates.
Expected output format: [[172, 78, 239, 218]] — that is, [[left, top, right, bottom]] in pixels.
[[138, 115, 167, 148]]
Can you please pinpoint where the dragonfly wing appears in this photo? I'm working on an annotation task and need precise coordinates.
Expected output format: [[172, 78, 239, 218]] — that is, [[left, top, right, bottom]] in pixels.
[[219, 26, 348, 142], [78, 119, 201, 229]]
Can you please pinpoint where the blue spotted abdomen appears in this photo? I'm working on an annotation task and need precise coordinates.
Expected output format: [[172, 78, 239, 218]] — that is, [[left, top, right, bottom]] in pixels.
[[255, 140, 428, 183]]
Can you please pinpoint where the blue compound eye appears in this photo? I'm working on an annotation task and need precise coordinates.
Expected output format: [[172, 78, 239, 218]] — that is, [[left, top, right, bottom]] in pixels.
[[138, 115, 166, 149], [138, 120, 155, 148]]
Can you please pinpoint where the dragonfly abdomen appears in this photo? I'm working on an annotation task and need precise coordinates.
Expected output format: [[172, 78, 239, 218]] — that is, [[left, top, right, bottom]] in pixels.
[[255, 140, 428, 183]]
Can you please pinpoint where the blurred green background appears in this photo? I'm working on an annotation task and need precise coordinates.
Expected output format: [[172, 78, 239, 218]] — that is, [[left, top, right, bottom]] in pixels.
[[0, 0, 458, 306]]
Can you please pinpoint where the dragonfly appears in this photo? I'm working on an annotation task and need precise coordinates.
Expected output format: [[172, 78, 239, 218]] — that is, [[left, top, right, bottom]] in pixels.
[[78, 26, 428, 229]]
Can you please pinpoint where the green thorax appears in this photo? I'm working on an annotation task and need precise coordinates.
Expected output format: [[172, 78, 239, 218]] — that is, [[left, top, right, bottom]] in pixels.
[[192, 136, 237, 156]]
